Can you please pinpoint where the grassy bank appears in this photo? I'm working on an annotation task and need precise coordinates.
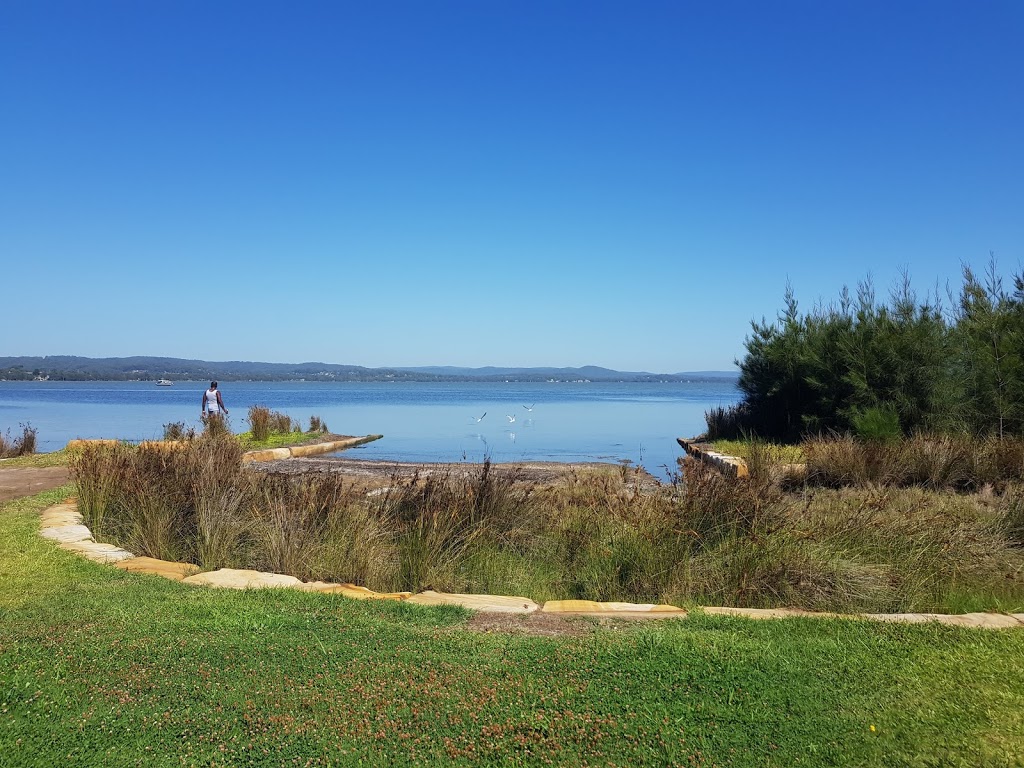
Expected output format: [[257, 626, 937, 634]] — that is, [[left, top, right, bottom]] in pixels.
[[67, 437, 1024, 614], [0, 448, 70, 468], [3, 487, 1024, 766], [0, 423, 335, 469], [235, 428, 336, 452]]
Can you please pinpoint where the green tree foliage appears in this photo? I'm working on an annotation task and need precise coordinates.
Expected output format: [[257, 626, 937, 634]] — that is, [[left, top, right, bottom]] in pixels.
[[955, 258, 1024, 437], [729, 261, 1024, 441]]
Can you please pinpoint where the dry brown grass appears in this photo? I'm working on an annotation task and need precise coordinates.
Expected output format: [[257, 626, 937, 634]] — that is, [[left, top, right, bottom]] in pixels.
[[0, 424, 37, 458], [68, 440, 1024, 613]]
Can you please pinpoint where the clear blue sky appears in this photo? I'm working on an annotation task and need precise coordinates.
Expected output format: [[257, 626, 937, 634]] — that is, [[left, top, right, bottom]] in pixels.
[[3, 1, 1022, 373]]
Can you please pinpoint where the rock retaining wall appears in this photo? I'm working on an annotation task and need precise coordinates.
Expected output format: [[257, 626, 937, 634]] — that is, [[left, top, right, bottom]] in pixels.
[[677, 438, 749, 478]]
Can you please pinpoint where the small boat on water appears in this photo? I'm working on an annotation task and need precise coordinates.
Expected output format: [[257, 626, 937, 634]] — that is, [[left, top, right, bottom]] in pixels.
[[156, 379, 173, 386]]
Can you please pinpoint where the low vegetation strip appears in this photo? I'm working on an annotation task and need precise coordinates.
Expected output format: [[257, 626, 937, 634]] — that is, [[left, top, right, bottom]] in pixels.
[[64, 434, 1024, 614], [4, 487, 1024, 766], [35, 499, 1024, 629]]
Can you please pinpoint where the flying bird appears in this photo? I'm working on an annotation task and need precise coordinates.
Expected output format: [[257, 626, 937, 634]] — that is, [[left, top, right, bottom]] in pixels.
[[475, 412, 487, 422], [506, 414, 516, 423], [523, 404, 535, 412]]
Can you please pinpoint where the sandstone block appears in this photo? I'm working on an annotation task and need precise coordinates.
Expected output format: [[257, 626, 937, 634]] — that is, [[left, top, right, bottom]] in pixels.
[[182, 568, 302, 589], [40, 508, 84, 527], [406, 590, 539, 613], [60, 540, 135, 563], [40, 524, 93, 543], [861, 612, 1024, 629], [241, 448, 292, 463], [297, 581, 411, 600], [114, 556, 199, 580], [543, 600, 687, 619]]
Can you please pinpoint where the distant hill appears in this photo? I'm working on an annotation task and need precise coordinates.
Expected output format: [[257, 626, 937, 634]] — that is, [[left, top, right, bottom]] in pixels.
[[0, 356, 738, 383], [396, 365, 739, 382]]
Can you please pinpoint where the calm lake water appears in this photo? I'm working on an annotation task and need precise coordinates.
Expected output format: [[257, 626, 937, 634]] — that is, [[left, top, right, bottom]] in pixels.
[[0, 380, 740, 479]]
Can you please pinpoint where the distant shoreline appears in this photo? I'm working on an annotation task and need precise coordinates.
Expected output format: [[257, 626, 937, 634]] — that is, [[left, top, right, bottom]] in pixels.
[[1, 375, 734, 384], [0, 355, 739, 385]]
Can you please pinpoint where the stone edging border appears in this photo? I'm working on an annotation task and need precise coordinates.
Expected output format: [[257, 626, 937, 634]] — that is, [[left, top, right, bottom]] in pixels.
[[65, 435, 384, 463], [241, 435, 383, 462], [677, 437, 750, 479], [38, 500, 1024, 628]]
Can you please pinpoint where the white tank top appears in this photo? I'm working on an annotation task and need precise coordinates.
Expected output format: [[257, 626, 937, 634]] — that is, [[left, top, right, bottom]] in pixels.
[[206, 388, 220, 413]]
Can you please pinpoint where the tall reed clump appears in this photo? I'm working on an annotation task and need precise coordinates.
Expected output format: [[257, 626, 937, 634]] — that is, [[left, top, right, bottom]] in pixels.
[[117, 443, 195, 561], [69, 441, 133, 536], [378, 473, 482, 592], [309, 415, 328, 433], [71, 433, 249, 566], [163, 421, 196, 441], [202, 413, 230, 438], [996, 483, 1024, 546], [270, 411, 293, 434], [186, 433, 248, 569], [662, 462, 840, 609], [0, 424, 38, 458], [370, 461, 539, 593], [538, 468, 669, 602], [313, 484, 395, 588], [248, 405, 272, 442], [249, 474, 332, 579]]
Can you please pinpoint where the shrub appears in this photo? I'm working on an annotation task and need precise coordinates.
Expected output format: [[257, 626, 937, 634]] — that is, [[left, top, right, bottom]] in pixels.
[[997, 484, 1024, 546], [250, 474, 339, 580], [269, 411, 293, 434], [804, 433, 1024, 491], [202, 413, 230, 438], [188, 433, 248, 569], [704, 404, 750, 441], [0, 424, 37, 458], [69, 441, 132, 536], [309, 415, 328, 433], [163, 421, 195, 441], [248, 405, 271, 442], [314, 495, 397, 589], [851, 404, 902, 443], [116, 443, 194, 561]]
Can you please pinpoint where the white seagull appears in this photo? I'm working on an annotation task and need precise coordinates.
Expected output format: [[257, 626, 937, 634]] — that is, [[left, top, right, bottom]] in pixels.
[[506, 414, 516, 423], [475, 412, 487, 422], [523, 404, 535, 412]]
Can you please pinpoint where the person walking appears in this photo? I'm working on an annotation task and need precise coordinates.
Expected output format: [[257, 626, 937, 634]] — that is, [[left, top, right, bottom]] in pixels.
[[202, 381, 229, 419]]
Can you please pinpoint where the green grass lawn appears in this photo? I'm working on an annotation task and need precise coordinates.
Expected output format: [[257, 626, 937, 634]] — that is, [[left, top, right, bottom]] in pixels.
[[710, 439, 805, 464], [0, 448, 70, 468], [235, 429, 334, 451], [3, 487, 1023, 766]]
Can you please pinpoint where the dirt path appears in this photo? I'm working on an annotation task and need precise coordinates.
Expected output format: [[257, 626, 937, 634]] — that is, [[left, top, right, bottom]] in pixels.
[[0, 467, 70, 503]]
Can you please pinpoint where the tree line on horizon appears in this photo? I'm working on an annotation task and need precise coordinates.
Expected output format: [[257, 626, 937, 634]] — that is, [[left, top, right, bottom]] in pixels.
[[711, 257, 1024, 442]]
